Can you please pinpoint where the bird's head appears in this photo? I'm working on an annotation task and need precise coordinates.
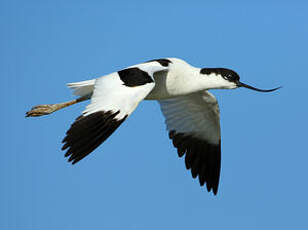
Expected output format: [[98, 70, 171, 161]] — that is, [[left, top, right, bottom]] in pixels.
[[200, 68, 281, 92]]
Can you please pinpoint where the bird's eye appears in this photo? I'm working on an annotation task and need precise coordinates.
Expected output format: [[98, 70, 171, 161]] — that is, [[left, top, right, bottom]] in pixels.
[[223, 74, 234, 81], [226, 73, 240, 82]]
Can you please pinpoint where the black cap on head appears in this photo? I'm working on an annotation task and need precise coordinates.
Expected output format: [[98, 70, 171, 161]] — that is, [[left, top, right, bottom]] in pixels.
[[200, 68, 281, 92], [200, 68, 240, 82]]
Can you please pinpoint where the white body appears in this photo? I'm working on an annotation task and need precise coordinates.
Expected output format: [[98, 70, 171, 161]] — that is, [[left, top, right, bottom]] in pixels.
[[68, 58, 236, 101]]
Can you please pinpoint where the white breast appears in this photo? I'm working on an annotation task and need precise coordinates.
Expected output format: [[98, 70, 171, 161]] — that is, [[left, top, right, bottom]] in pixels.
[[146, 58, 202, 100]]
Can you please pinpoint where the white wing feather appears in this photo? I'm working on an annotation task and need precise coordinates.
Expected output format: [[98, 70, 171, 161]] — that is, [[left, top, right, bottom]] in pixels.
[[159, 91, 220, 144], [82, 72, 154, 120]]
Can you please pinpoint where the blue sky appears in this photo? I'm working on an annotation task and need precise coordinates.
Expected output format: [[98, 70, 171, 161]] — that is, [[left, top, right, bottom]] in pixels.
[[1, 0, 308, 229]]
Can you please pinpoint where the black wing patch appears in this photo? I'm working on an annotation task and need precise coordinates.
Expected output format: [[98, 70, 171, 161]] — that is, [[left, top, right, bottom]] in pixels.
[[169, 130, 221, 195], [62, 111, 127, 164], [146, 58, 172, 67], [118, 67, 154, 87]]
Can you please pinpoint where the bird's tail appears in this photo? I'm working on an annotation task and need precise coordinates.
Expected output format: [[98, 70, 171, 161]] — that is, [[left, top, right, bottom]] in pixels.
[[67, 79, 95, 97]]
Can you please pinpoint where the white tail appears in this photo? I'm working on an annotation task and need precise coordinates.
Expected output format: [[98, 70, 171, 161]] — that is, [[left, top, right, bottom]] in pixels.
[[67, 79, 96, 97]]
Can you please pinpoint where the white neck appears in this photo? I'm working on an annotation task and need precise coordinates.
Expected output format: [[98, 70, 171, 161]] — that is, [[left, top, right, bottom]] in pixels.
[[195, 71, 237, 90], [146, 58, 237, 100]]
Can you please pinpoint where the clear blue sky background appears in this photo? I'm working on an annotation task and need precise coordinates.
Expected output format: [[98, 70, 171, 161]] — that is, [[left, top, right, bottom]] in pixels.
[[1, 0, 308, 229]]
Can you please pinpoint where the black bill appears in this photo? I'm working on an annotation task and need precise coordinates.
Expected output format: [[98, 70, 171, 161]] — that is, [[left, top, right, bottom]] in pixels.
[[237, 82, 281, 92]]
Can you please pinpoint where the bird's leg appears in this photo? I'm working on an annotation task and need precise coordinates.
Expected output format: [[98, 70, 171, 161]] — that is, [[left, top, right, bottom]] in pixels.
[[25, 96, 89, 117]]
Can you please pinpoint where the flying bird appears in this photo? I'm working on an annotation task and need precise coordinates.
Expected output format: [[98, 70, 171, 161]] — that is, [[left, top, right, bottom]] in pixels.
[[26, 58, 280, 195]]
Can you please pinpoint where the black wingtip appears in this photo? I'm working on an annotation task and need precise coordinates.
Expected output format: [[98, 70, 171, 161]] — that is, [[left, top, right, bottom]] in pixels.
[[169, 130, 221, 196], [62, 111, 126, 165]]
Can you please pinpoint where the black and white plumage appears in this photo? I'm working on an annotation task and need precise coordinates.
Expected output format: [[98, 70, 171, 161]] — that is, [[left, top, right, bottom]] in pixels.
[[26, 57, 280, 195]]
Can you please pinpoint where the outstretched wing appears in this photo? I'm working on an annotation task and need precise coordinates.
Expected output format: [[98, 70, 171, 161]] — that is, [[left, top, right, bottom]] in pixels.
[[158, 91, 221, 195], [62, 62, 168, 164]]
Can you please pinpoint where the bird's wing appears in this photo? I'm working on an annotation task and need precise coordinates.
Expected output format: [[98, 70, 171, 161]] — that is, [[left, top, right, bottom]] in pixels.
[[158, 91, 221, 195], [62, 62, 168, 164]]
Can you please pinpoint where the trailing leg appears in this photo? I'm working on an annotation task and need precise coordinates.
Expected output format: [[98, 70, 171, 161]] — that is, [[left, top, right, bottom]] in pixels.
[[26, 96, 89, 117]]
